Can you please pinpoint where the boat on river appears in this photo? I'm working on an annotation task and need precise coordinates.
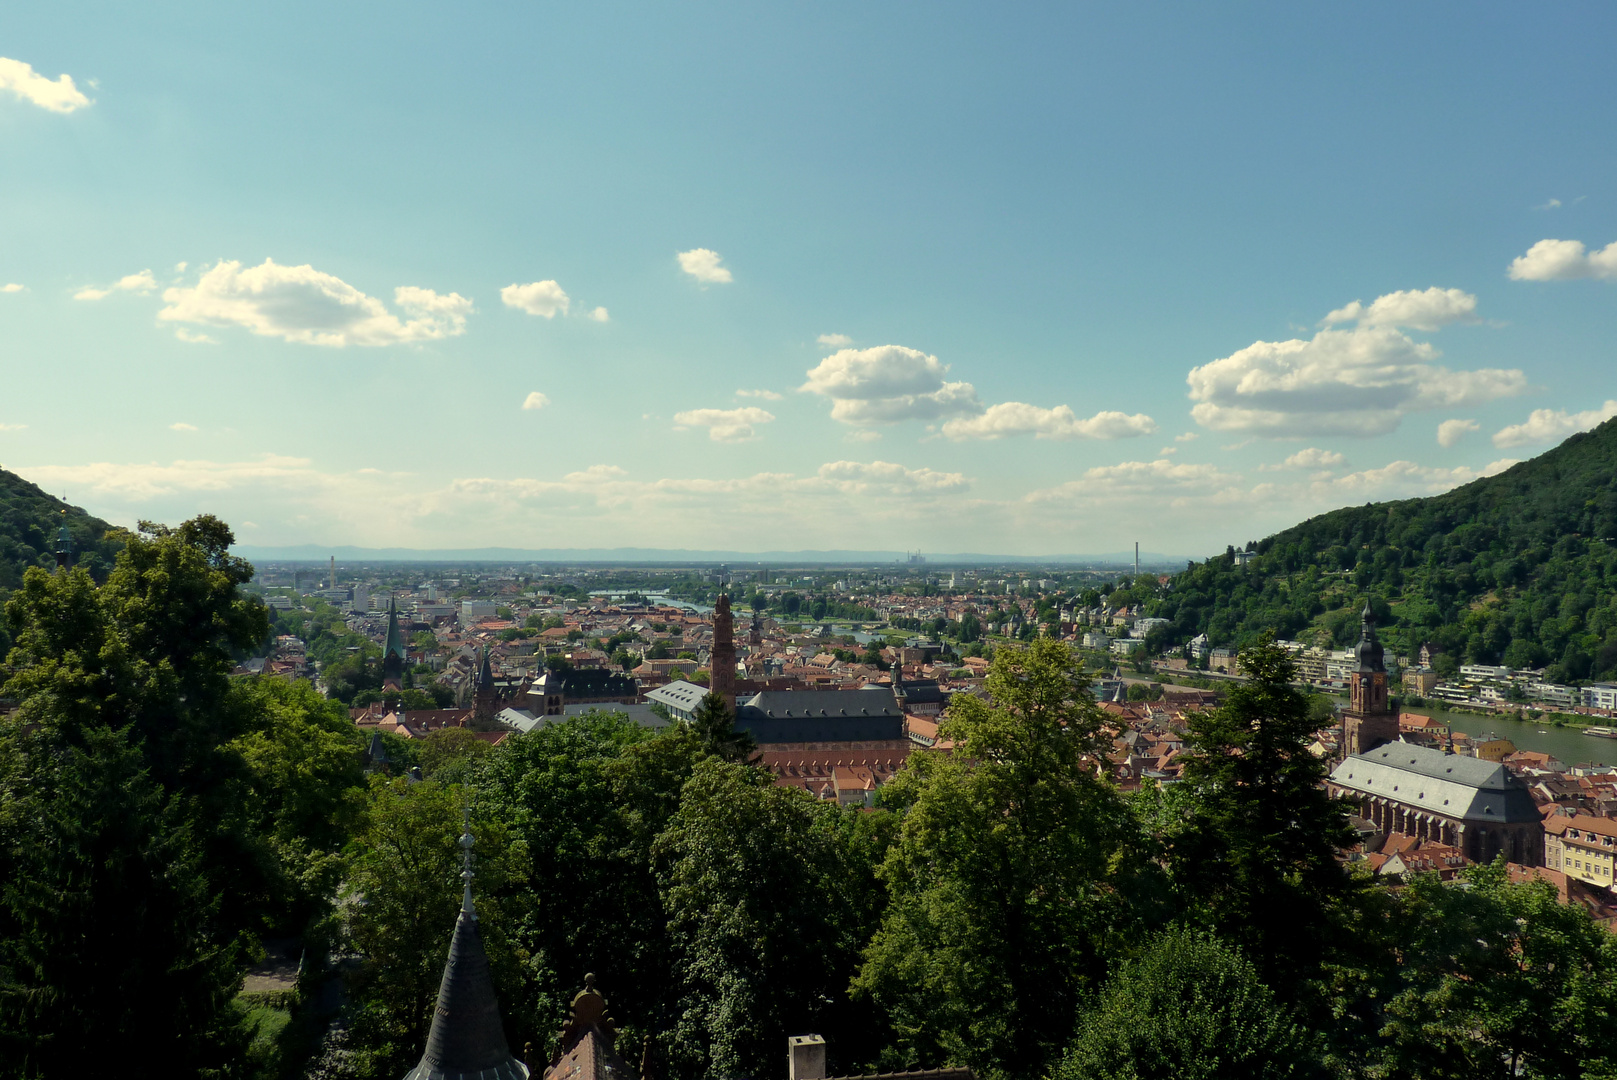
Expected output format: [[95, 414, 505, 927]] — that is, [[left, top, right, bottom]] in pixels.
[[1584, 726, 1617, 739]]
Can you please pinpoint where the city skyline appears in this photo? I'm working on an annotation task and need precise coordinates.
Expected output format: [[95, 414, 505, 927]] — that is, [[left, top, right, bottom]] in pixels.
[[5, 4, 1617, 555]]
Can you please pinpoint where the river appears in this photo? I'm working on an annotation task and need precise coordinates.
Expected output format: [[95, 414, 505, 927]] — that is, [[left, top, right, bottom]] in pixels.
[[1310, 696, 1616, 767]]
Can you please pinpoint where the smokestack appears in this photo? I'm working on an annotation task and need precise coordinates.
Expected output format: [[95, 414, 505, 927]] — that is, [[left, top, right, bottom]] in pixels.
[[1135, 541, 1139, 579], [329, 555, 336, 589]]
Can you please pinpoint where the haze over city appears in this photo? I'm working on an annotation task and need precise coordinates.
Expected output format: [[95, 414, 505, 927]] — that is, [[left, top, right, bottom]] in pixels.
[[4, 4, 1617, 554]]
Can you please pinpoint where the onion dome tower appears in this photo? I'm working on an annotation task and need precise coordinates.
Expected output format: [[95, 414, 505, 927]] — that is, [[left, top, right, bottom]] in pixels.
[[383, 595, 408, 690], [1342, 600, 1398, 757], [401, 814, 528, 1080]]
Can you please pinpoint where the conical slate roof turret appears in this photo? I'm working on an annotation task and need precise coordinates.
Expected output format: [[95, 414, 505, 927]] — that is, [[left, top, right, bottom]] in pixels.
[[402, 813, 527, 1080], [383, 595, 408, 683]]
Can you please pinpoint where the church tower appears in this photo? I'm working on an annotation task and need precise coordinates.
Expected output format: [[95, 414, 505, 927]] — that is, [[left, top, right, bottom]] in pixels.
[[710, 591, 737, 706], [1342, 600, 1398, 757], [474, 647, 498, 722], [382, 595, 408, 690]]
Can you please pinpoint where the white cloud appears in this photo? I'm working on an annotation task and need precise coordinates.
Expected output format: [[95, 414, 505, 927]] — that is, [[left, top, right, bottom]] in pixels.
[[1, 283, 23, 293], [1437, 418, 1480, 447], [1492, 400, 1617, 448], [1187, 294, 1526, 437], [814, 460, 968, 495], [1508, 238, 1617, 281], [941, 403, 1157, 441], [1175, 432, 1198, 442], [844, 429, 882, 443], [1278, 447, 1346, 469], [1159, 446, 1178, 456], [0, 57, 92, 113], [522, 392, 551, 411], [678, 248, 732, 284], [1028, 459, 1243, 503], [169, 422, 197, 432], [818, 333, 853, 347], [74, 269, 158, 302], [158, 259, 471, 346], [0, 423, 26, 432], [800, 345, 983, 425], [586, 306, 609, 322], [1322, 458, 1517, 496], [1534, 198, 1563, 211], [175, 328, 217, 344], [736, 389, 783, 400], [501, 280, 570, 318], [1322, 287, 1478, 331], [673, 406, 776, 442]]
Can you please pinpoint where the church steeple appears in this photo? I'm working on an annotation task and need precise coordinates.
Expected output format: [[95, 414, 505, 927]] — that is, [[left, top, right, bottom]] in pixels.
[[383, 594, 407, 689], [401, 813, 528, 1080], [1343, 598, 1397, 758]]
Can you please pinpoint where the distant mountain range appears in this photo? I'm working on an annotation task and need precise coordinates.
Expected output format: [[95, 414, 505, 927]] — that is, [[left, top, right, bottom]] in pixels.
[[228, 544, 1192, 567]]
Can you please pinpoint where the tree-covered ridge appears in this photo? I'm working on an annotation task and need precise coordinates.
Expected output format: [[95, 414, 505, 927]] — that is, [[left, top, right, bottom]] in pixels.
[[1147, 417, 1617, 683], [0, 467, 123, 593]]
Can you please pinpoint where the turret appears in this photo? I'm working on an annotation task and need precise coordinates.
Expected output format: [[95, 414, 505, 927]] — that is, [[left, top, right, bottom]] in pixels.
[[53, 510, 73, 570], [401, 814, 528, 1080]]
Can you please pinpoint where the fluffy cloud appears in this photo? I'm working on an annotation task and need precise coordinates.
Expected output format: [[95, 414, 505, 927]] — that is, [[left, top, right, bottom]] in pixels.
[[1322, 287, 1478, 331], [814, 460, 968, 495], [175, 328, 217, 344], [1280, 447, 1346, 469], [678, 248, 732, 284], [0, 57, 92, 113], [501, 280, 569, 317], [941, 403, 1156, 441], [1437, 418, 1480, 447], [1028, 459, 1242, 503], [0, 423, 26, 432], [736, 389, 783, 400], [522, 392, 551, 411], [673, 406, 776, 442], [845, 429, 882, 443], [1, 283, 23, 293], [1508, 239, 1617, 281], [169, 422, 197, 432], [1322, 458, 1517, 496], [1187, 292, 1526, 437], [818, 333, 853, 347], [1492, 400, 1617, 448], [800, 345, 983, 425], [159, 259, 471, 346], [74, 269, 158, 301], [586, 306, 609, 322]]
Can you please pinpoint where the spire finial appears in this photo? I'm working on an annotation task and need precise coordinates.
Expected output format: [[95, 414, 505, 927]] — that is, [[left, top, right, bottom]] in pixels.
[[459, 806, 477, 918]]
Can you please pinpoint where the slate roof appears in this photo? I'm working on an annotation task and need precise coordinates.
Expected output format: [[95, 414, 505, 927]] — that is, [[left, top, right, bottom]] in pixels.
[[1330, 742, 1540, 823], [735, 688, 904, 744]]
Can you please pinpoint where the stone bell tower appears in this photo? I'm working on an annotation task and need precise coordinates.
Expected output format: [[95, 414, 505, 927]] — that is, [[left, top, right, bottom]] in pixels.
[[1342, 600, 1398, 757]]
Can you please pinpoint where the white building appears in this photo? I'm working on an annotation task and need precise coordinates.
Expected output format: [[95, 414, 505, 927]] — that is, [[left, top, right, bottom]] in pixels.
[[1584, 683, 1617, 711]]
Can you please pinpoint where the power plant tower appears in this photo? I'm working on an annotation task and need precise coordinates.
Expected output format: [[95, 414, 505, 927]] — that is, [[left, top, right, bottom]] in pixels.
[[329, 555, 336, 589], [1134, 541, 1139, 579]]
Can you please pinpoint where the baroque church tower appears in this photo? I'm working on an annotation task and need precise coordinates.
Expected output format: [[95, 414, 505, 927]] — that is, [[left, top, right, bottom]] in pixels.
[[710, 591, 737, 706], [1342, 600, 1398, 757]]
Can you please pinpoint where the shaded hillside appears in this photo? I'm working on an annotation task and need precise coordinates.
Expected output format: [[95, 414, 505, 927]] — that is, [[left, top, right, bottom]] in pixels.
[[1147, 418, 1617, 685], [0, 468, 123, 593]]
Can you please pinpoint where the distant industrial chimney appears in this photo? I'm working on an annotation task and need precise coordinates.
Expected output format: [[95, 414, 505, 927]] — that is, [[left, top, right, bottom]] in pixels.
[[329, 555, 336, 590], [1134, 541, 1139, 578]]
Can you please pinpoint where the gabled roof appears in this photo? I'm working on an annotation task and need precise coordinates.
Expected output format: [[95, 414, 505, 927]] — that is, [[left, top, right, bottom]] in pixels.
[[1330, 743, 1540, 824]]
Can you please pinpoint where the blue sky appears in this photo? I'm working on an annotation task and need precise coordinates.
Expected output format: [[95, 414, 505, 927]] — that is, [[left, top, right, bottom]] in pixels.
[[3, 3, 1616, 556]]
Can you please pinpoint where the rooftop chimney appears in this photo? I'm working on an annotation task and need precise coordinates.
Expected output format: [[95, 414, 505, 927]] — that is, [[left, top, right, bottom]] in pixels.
[[788, 1035, 827, 1080]]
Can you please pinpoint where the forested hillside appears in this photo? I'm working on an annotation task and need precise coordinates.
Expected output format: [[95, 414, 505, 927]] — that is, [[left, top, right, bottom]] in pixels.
[[1146, 417, 1617, 684], [0, 467, 123, 592]]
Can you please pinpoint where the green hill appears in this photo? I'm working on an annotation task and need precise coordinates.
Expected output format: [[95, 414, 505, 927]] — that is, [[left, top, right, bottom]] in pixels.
[[1140, 418, 1617, 685], [0, 468, 124, 593]]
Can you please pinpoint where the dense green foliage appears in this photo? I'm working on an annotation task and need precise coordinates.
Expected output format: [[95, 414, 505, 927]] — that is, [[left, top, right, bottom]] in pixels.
[[0, 518, 368, 1078], [1147, 418, 1617, 682], [0, 469, 123, 596]]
